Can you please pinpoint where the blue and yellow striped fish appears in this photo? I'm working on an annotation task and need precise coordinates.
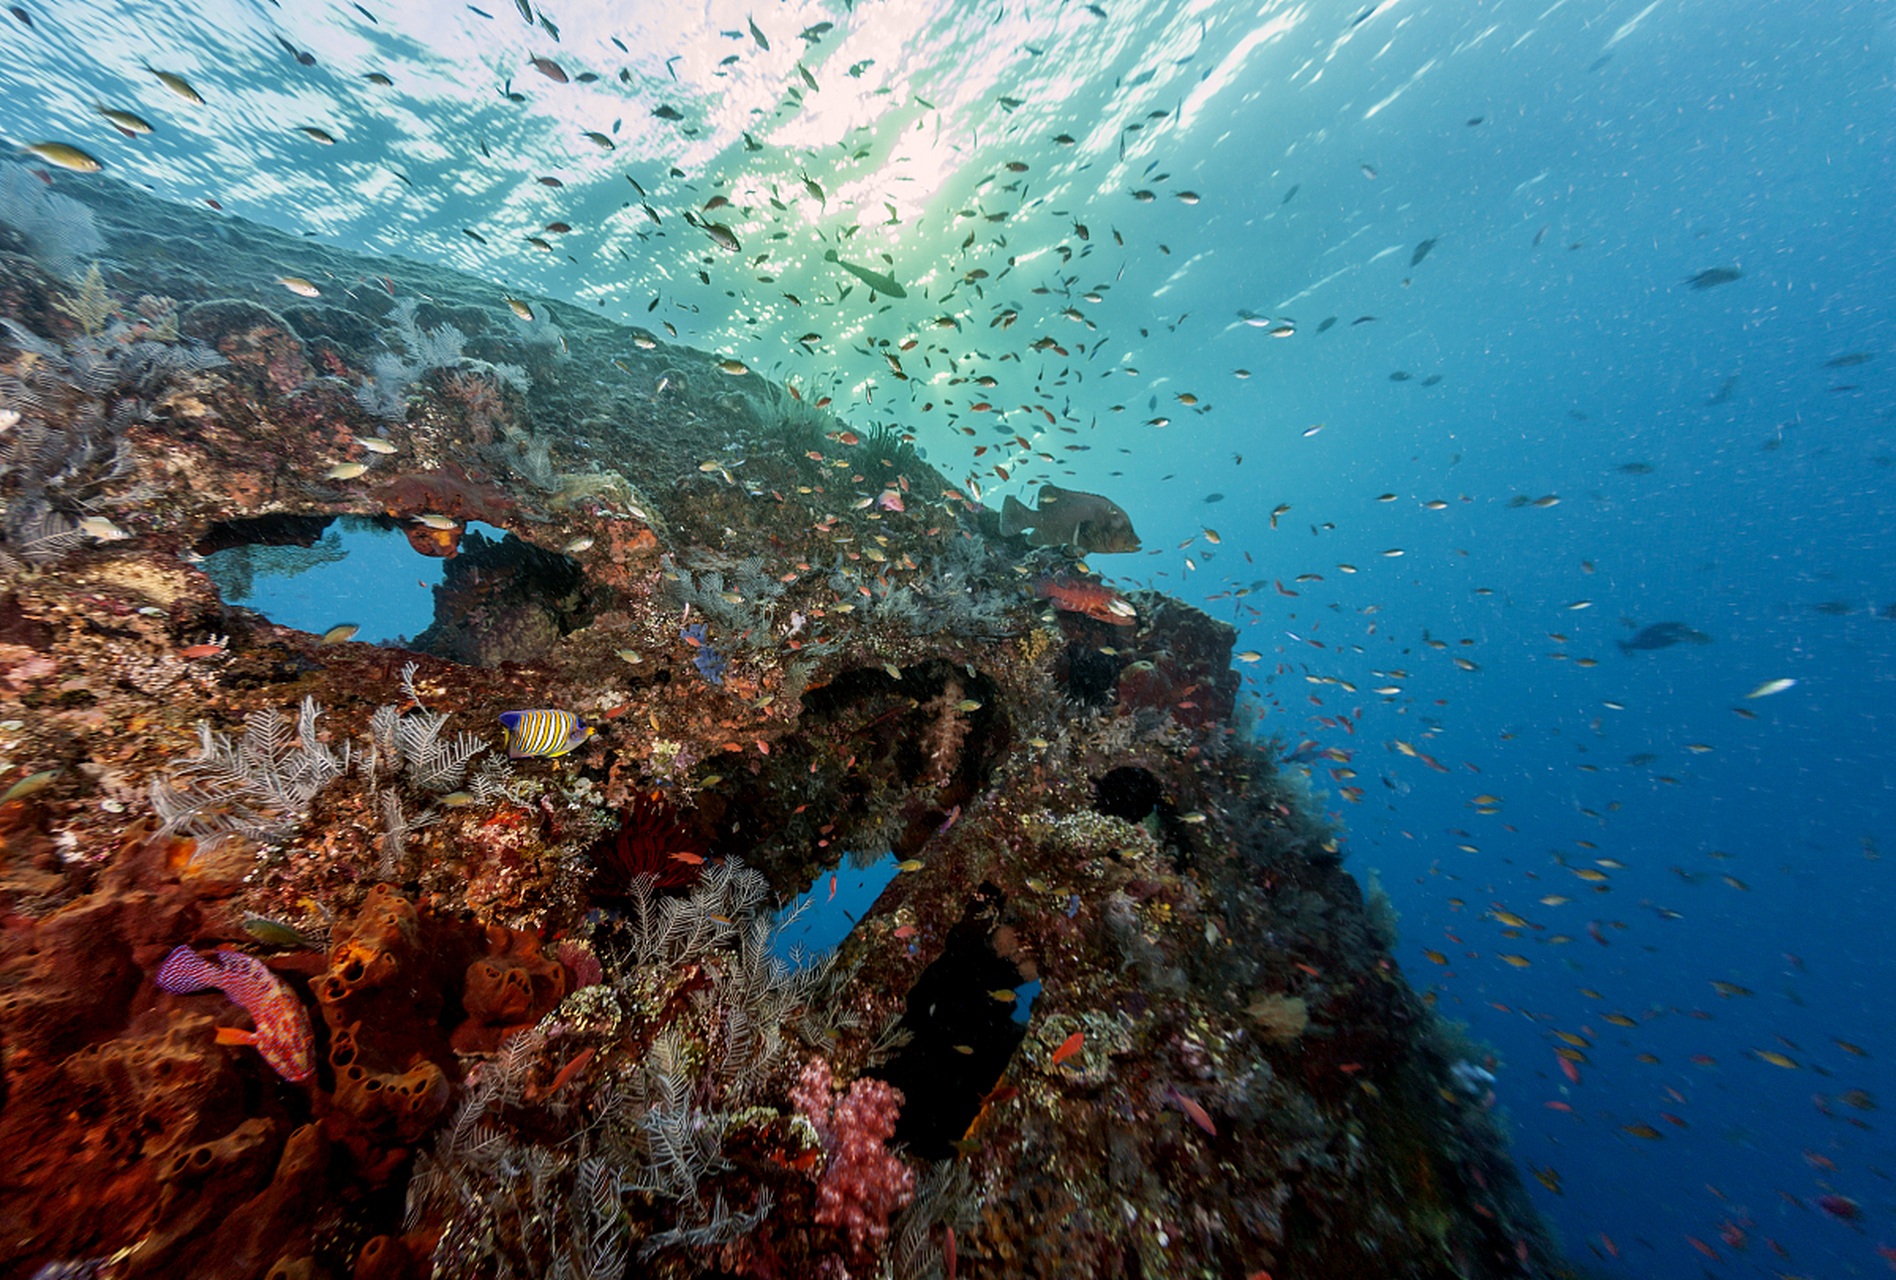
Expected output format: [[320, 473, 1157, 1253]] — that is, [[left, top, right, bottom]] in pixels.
[[499, 709, 593, 759]]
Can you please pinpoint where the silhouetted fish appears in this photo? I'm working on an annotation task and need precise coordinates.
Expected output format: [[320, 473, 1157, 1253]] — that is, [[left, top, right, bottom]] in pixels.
[[1684, 266, 1742, 290], [1618, 622, 1713, 654], [823, 249, 906, 299], [1411, 236, 1438, 267], [1001, 484, 1140, 554]]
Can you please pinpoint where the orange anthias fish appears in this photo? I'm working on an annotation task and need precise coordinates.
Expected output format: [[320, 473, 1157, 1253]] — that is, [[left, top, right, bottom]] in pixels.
[[1166, 1085, 1218, 1136], [155, 945, 314, 1082], [1035, 576, 1136, 627], [1050, 1031, 1084, 1067]]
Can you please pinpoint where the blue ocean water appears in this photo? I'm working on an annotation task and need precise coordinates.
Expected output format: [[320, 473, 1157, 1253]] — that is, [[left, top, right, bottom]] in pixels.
[[197, 517, 498, 645], [4, 0, 1892, 1273]]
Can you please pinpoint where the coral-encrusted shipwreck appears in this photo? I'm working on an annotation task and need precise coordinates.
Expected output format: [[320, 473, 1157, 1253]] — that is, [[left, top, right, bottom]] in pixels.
[[0, 174, 1561, 1278]]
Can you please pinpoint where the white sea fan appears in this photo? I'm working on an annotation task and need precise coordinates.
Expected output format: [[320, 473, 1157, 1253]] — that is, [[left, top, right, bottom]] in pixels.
[[149, 696, 349, 852], [0, 162, 104, 280]]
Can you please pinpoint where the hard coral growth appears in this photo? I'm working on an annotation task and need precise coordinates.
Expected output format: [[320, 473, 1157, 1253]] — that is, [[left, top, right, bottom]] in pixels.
[[372, 459, 517, 526], [352, 296, 508, 420]]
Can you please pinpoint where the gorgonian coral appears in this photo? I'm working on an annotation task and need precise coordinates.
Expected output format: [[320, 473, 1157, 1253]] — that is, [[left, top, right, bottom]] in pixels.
[[588, 789, 707, 900]]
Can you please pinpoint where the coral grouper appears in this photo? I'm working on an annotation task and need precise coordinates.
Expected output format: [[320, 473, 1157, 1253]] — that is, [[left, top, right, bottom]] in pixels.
[[154, 945, 315, 1083]]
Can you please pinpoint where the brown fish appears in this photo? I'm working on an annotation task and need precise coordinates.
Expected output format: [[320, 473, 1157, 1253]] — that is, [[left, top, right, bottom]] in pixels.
[[1001, 483, 1141, 554]]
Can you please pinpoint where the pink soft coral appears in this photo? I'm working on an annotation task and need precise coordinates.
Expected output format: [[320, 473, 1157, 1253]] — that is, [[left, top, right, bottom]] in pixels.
[[791, 1056, 916, 1256]]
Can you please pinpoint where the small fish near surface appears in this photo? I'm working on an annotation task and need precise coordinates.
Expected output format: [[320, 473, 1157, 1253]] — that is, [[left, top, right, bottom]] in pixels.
[[1036, 575, 1136, 626], [1618, 621, 1713, 654], [500, 709, 594, 758], [822, 248, 906, 299], [1002, 483, 1141, 555], [20, 141, 103, 172], [1683, 266, 1743, 290], [154, 945, 315, 1082]]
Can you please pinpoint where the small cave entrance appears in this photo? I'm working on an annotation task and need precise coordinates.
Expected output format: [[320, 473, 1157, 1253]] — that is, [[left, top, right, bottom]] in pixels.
[[872, 883, 1031, 1161], [1058, 642, 1123, 707], [1092, 765, 1194, 869], [1093, 765, 1163, 823], [706, 658, 1014, 889], [411, 527, 600, 666], [193, 516, 599, 665]]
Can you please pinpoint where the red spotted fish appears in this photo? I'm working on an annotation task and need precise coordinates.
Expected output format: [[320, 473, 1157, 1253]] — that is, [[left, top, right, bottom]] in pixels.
[[154, 946, 314, 1083], [499, 709, 594, 758]]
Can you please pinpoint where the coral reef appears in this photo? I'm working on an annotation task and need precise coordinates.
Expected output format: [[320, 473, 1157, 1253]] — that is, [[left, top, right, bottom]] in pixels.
[[0, 172, 1561, 1280], [316, 882, 564, 1178]]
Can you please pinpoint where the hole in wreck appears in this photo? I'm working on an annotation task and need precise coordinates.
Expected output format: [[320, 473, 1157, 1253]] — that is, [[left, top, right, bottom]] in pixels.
[[194, 515, 598, 665], [1059, 642, 1123, 707], [783, 658, 1013, 858], [1093, 765, 1163, 823], [871, 883, 1031, 1161], [1092, 764, 1195, 869], [768, 852, 907, 964]]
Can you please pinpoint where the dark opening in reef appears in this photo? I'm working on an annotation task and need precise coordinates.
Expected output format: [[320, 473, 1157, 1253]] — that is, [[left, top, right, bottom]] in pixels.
[[710, 658, 1014, 895], [410, 527, 599, 666], [1093, 765, 1163, 823], [587, 790, 709, 905], [1092, 765, 1198, 870], [195, 512, 335, 556], [1059, 642, 1123, 707], [872, 883, 1029, 1161]]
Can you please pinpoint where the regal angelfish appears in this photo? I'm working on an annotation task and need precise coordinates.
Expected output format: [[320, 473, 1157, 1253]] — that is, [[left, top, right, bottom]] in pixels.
[[500, 709, 594, 758]]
